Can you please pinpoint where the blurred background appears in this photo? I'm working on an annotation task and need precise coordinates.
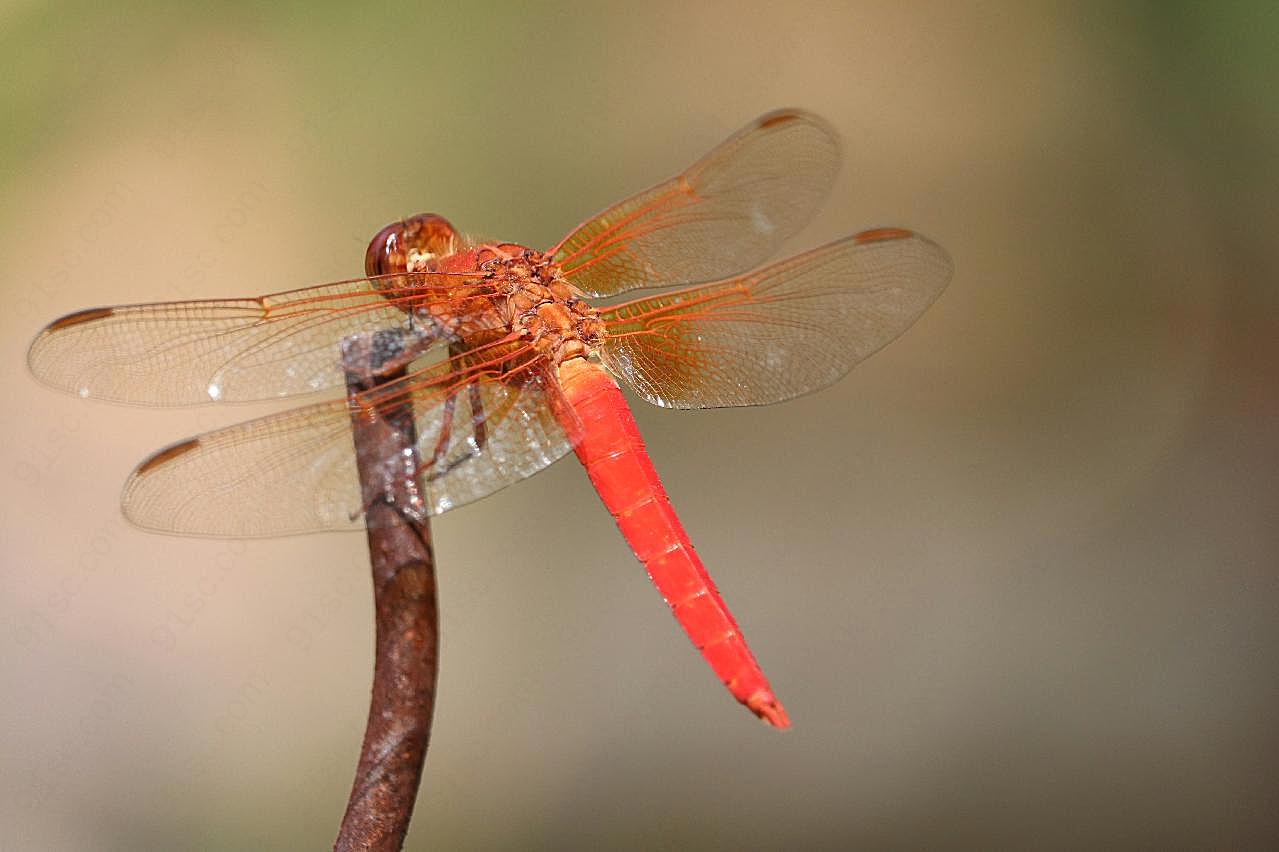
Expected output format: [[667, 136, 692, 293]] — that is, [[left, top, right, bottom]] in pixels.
[[2, 2, 1276, 849]]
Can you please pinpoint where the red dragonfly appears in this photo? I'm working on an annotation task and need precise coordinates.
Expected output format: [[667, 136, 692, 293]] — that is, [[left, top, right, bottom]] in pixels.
[[28, 110, 951, 728]]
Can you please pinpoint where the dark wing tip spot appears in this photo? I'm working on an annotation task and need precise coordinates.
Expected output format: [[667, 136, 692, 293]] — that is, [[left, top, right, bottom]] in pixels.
[[854, 227, 915, 244], [46, 306, 114, 332], [135, 438, 200, 476], [757, 110, 803, 130]]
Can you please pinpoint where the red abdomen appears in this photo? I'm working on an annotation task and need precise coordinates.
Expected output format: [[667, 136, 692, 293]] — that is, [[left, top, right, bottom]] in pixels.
[[554, 357, 789, 727]]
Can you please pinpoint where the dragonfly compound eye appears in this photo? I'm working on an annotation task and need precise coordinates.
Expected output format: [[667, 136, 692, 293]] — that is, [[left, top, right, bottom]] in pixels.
[[364, 213, 460, 276]]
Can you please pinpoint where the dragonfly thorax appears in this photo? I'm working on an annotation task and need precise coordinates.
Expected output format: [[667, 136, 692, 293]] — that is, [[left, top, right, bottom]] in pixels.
[[493, 250, 604, 364], [366, 214, 604, 365]]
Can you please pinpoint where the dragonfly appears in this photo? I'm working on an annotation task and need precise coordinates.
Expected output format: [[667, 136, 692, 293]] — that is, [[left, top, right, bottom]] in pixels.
[[28, 110, 951, 728]]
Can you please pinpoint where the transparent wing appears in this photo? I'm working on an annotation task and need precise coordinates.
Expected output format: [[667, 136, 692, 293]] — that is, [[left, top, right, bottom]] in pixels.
[[122, 354, 573, 536], [27, 272, 498, 405], [550, 109, 840, 297], [597, 228, 952, 409]]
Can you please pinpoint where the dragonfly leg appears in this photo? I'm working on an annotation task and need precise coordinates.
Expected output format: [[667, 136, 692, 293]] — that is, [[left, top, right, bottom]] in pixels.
[[426, 387, 460, 472], [467, 375, 488, 452], [423, 342, 491, 482]]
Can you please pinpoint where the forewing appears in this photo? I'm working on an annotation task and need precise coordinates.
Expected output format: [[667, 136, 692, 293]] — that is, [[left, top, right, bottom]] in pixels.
[[27, 272, 496, 405], [551, 110, 840, 297], [122, 360, 574, 536], [598, 228, 952, 409]]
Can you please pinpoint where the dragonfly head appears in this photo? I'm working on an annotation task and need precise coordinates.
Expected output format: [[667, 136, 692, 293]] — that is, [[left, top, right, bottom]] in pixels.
[[364, 213, 460, 277]]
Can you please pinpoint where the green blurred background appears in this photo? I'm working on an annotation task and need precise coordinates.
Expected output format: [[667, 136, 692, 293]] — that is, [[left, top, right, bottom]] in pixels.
[[3, 2, 1276, 849]]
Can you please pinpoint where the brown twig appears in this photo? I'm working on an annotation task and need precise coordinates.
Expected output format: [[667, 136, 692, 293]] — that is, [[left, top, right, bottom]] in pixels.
[[335, 331, 439, 852]]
